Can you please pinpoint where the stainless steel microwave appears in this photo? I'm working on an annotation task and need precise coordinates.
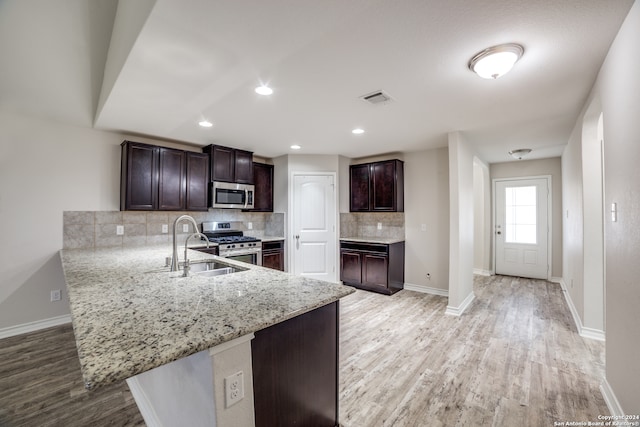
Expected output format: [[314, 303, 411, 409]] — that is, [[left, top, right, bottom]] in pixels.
[[211, 181, 254, 209]]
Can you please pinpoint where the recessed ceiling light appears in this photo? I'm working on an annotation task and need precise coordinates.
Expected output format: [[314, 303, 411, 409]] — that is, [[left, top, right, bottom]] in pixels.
[[255, 85, 273, 96], [198, 120, 213, 128], [352, 128, 365, 135], [290, 144, 301, 150], [469, 43, 524, 79]]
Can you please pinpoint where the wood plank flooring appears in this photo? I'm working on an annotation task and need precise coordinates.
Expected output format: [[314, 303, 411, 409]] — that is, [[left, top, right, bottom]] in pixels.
[[0, 275, 606, 426], [339, 275, 607, 427]]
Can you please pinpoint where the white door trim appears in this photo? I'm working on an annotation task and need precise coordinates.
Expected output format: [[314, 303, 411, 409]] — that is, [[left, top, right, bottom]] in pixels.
[[288, 171, 339, 282], [492, 175, 552, 280]]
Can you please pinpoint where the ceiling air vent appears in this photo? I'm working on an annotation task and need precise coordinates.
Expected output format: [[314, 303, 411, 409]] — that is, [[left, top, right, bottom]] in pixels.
[[360, 90, 393, 105]]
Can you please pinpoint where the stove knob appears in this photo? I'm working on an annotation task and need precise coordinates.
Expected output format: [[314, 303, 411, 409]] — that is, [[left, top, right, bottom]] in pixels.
[[239, 244, 244, 248], [231, 244, 235, 248]]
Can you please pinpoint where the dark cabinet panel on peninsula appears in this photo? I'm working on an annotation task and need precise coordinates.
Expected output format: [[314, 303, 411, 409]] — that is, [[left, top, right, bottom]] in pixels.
[[349, 159, 404, 212], [120, 141, 208, 211], [252, 302, 338, 427], [204, 144, 254, 184], [340, 241, 405, 295]]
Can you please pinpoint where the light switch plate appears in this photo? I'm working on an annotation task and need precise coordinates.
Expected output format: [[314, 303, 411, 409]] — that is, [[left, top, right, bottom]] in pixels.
[[377, 222, 382, 230], [162, 224, 168, 233], [116, 225, 124, 235], [182, 224, 189, 233]]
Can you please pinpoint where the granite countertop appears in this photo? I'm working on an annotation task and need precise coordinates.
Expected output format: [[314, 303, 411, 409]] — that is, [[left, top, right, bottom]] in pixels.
[[261, 236, 285, 242], [340, 237, 405, 244], [60, 246, 354, 390]]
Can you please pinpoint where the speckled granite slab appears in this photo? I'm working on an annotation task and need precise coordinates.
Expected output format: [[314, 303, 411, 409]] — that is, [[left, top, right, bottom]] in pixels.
[[340, 237, 405, 244], [60, 246, 354, 389]]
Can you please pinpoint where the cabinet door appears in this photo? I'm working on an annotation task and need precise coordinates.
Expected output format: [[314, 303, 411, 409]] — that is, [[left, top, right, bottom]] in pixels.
[[263, 251, 284, 271], [362, 253, 388, 288], [234, 149, 254, 184], [252, 163, 274, 212], [371, 160, 397, 211], [121, 142, 158, 210], [185, 152, 209, 211], [340, 251, 362, 283], [158, 147, 186, 210], [349, 164, 370, 212], [210, 145, 235, 182]]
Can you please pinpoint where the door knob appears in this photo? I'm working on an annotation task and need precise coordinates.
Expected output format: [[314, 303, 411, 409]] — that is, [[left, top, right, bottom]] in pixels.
[[496, 231, 502, 235], [295, 235, 300, 240]]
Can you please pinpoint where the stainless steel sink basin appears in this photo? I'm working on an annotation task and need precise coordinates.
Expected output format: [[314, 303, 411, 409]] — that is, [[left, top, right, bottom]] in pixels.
[[187, 260, 245, 277]]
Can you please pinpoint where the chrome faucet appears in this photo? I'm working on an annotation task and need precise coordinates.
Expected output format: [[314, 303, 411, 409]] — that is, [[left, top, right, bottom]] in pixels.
[[171, 215, 199, 271], [182, 232, 211, 277]]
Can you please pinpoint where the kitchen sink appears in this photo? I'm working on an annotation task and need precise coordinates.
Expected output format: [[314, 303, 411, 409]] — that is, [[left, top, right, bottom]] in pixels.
[[187, 260, 246, 277]]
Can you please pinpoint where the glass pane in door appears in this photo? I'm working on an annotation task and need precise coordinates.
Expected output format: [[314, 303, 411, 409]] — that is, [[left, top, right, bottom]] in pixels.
[[505, 186, 537, 244]]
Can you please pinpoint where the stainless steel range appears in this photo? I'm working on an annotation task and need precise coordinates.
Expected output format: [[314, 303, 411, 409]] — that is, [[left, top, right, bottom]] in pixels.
[[202, 221, 262, 266]]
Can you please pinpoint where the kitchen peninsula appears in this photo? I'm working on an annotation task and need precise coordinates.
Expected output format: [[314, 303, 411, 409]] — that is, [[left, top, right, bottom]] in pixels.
[[60, 245, 354, 427]]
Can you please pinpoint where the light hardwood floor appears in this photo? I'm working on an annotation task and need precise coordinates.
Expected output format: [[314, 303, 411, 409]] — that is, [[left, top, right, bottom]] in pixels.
[[0, 275, 606, 426], [339, 275, 607, 427]]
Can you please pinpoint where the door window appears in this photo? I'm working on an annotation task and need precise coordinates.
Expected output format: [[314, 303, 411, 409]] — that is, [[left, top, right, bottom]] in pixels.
[[505, 186, 537, 244]]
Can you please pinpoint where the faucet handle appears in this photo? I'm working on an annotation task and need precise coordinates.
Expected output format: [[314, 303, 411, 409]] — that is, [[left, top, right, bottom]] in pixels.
[[182, 259, 191, 277]]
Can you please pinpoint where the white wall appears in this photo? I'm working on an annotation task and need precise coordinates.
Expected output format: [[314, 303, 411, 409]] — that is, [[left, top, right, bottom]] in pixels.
[[404, 148, 449, 292], [473, 158, 491, 274], [447, 132, 475, 314], [595, 0, 640, 413]]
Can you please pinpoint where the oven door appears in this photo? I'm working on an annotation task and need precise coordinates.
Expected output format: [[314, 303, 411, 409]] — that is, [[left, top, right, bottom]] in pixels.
[[223, 250, 262, 266]]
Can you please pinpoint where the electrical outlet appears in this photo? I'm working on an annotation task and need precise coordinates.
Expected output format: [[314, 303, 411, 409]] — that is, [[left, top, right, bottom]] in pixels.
[[162, 224, 168, 233], [247, 222, 253, 230], [51, 290, 61, 302], [421, 224, 427, 232], [182, 224, 189, 233], [225, 371, 244, 408], [426, 273, 431, 280], [116, 225, 124, 235], [377, 222, 382, 230]]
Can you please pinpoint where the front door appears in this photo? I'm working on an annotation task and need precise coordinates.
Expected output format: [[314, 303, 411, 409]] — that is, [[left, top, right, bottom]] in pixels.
[[292, 174, 337, 282], [494, 177, 550, 279]]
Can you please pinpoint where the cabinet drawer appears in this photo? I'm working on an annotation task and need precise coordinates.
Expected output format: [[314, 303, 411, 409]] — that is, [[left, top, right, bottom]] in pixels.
[[340, 242, 388, 254], [262, 240, 284, 251]]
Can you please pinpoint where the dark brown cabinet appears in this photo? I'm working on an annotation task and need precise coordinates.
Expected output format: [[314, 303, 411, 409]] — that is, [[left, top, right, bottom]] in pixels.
[[185, 152, 210, 211], [203, 144, 254, 184], [340, 240, 405, 295], [250, 162, 274, 212], [262, 240, 284, 271], [349, 159, 404, 212], [120, 141, 208, 211], [252, 302, 338, 427]]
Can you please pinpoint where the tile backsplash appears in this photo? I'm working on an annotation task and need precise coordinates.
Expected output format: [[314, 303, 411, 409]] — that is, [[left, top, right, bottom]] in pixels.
[[340, 212, 405, 240], [63, 210, 285, 249]]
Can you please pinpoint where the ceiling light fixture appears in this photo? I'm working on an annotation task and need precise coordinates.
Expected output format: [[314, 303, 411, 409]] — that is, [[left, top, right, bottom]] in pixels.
[[255, 85, 273, 96], [352, 128, 365, 135], [509, 148, 532, 160], [290, 144, 301, 150], [469, 43, 524, 79], [198, 120, 213, 127]]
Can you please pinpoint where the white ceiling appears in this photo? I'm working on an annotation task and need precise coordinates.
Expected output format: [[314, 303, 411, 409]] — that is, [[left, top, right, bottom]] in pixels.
[[0, 0, 634, 163]]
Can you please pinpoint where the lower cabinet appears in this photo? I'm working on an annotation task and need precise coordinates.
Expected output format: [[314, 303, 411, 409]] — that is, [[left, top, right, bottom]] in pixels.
[[252, 302, 338, 427], [340, 241, 405, 295], [262, 240, 284, 271]]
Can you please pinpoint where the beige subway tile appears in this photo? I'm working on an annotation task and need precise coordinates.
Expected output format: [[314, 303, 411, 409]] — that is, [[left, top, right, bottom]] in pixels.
[[63, 211, 94, 225], [95, 211, 123, 224], [63, 224, 95, 249], [123, 211, 147, 224]]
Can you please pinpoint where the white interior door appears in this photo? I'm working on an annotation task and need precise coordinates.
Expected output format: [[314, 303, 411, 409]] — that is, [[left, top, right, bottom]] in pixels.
[[292, 174, 336, 282], [494, 178, 550, 279]]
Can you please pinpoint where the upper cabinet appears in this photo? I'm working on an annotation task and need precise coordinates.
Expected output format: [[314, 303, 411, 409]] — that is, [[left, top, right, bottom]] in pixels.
[[349, 159, 404, 212], [250, 162, 274, 212], [120, 141, 209, 211], [203, 144, 254, 184]]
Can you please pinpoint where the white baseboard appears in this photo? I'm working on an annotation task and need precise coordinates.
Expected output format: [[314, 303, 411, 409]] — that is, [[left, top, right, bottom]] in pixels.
[[445, 292, 475, 316], [558, 279, 605, 342], [403, 282, 449, 297], [600, 377, 625, 417], [549, 276, 562, 283], [473, 269, 492, 276], [126, 377, 162, 427], [0, 314, 72, 340]]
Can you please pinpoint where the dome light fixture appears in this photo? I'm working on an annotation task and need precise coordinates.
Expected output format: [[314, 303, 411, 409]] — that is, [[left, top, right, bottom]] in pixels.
[[509, 148, 532, 160], [352, 128, 365, 135], [290, 144, 301, 150], [255, 85, 273, 95], [198, 120, 213, 128], [469, 43, 524, 79]]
